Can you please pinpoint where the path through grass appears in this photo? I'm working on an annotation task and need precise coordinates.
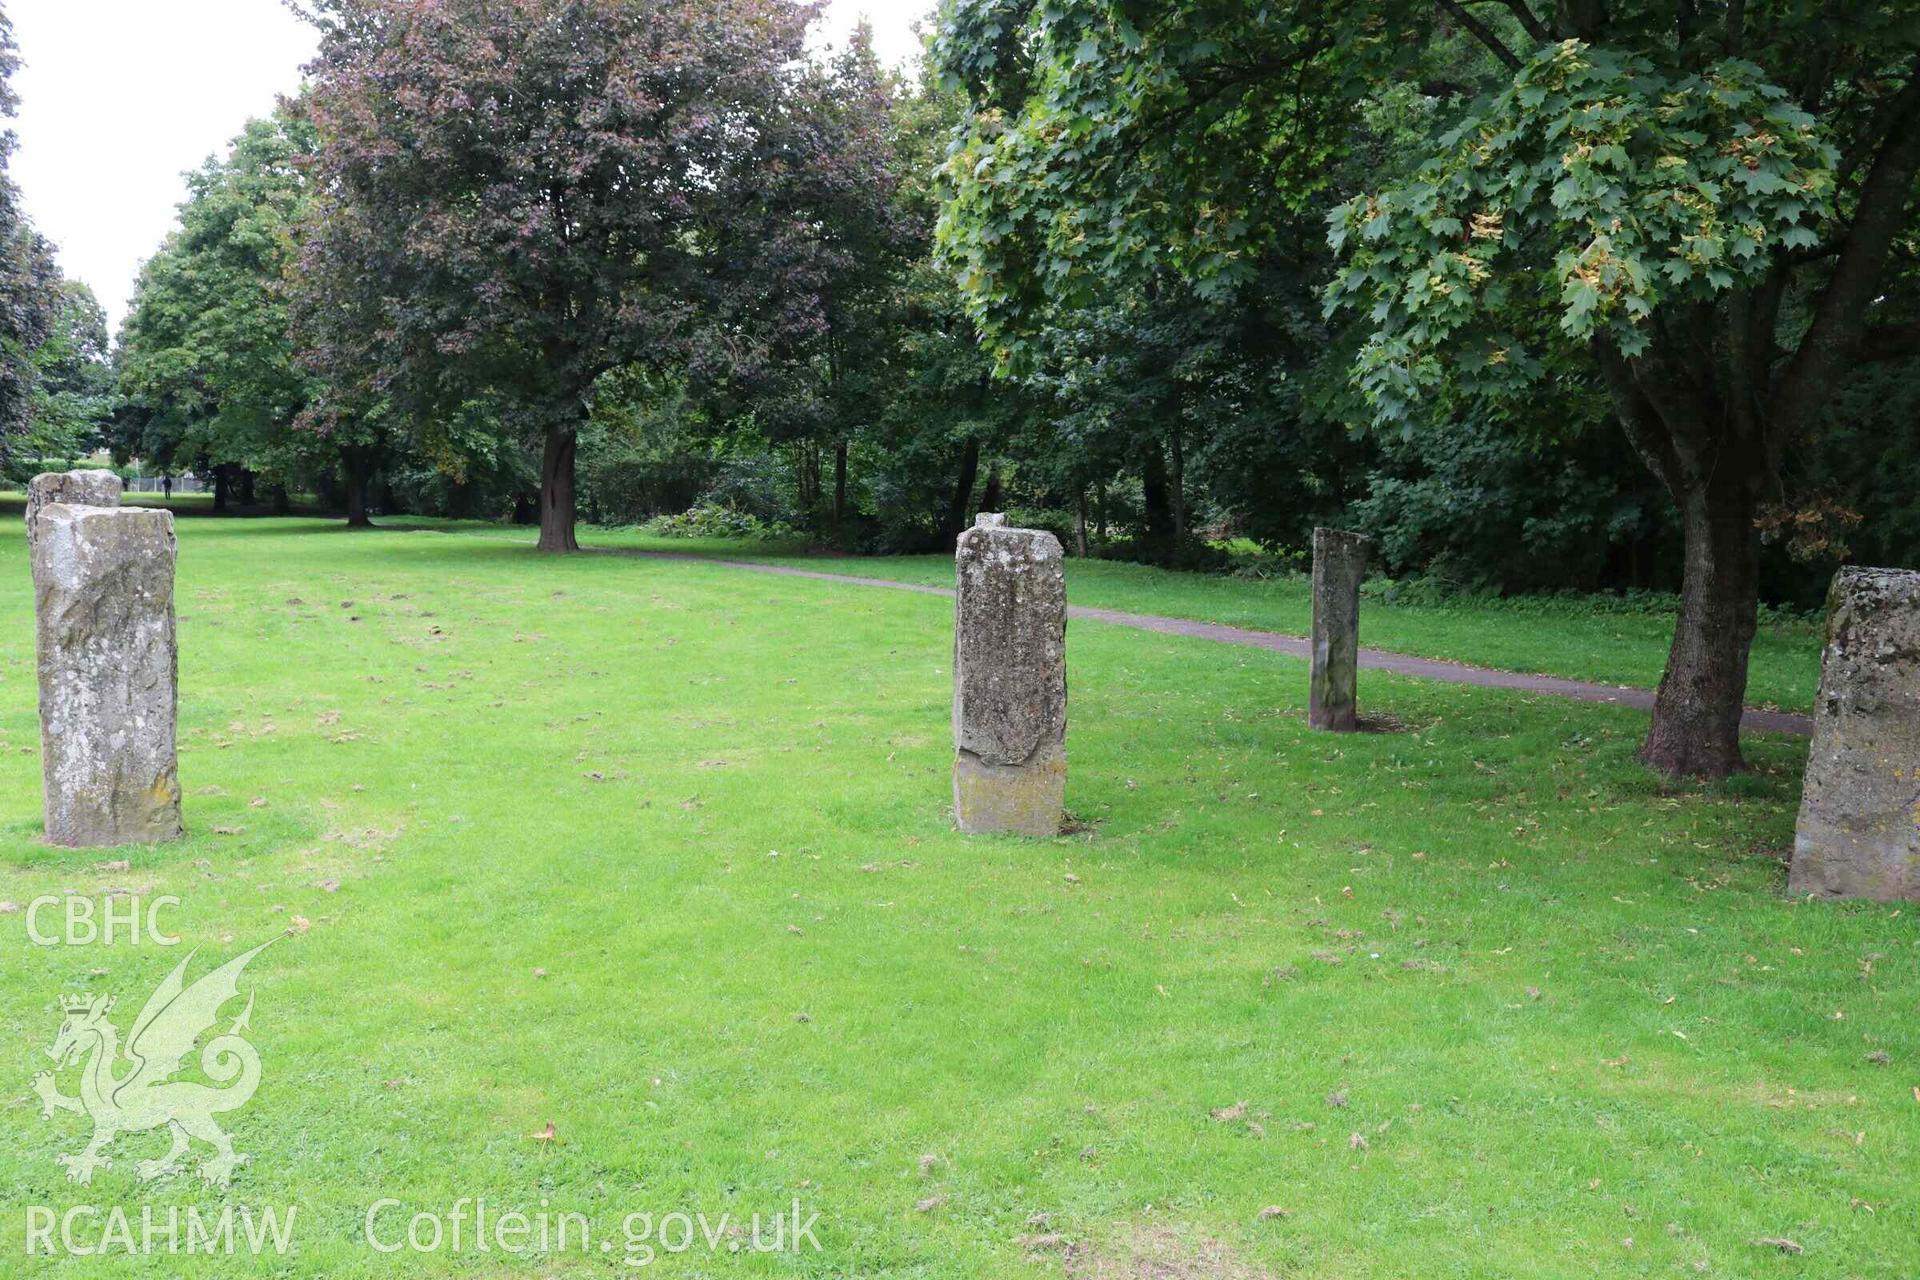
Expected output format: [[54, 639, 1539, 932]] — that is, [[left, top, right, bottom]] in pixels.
[[574, 530, 1826, 714]]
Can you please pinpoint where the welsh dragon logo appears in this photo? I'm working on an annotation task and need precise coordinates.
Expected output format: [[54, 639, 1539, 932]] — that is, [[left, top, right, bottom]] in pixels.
[[33, 941, 273, 1187]]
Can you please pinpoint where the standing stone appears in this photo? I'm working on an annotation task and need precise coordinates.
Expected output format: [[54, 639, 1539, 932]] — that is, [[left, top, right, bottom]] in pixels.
[[952, 513, 1067, 835], [25, 470, 121, 546], [1788, 568, 1920, 901], [1310, 527, 1370, 732], [31, 504, 183, 847]]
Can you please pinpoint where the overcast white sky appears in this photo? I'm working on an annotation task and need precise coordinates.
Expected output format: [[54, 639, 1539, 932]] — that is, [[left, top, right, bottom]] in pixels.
[[8, 0, 931, 332]]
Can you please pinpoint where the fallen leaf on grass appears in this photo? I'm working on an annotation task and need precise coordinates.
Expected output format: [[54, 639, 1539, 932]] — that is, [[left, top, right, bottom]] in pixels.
[[530, 1121, 558, 1145], [0, 902, 16, 914], [1257, 1206, 1291, 1221], [914, 1195, 942, 1213], [249, 797, 268, 809], [96, 859, 129, 872], [212, 826, 245, 836], [917, 1153, 939, 1175], [1014, 1233, 1064, 1250], [1210, 1102, 1247, 1123], [1752, 1237, 1802, 1255], [286, 916, 311, 935], [1349, 1133, 1369, 1151], [317, 879, 339, 893]]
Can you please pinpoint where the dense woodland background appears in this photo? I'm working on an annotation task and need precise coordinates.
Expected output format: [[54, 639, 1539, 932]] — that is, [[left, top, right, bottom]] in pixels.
[[0, 0, 1916, 775]]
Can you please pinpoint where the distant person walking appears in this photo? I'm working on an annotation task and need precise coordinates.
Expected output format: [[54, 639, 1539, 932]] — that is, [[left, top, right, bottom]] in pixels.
[[162, 475, 172, 499]]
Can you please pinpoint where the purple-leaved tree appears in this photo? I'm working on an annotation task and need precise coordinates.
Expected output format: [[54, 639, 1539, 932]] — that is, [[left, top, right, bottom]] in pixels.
[[295, 0, 824, 551]]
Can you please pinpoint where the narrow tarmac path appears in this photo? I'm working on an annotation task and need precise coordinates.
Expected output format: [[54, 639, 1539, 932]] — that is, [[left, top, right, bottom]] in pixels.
[[612, 549, 1815, 737]]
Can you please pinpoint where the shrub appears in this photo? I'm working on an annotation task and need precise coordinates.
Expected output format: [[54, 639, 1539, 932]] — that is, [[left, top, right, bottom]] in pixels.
[[640, 503, 799, 542]]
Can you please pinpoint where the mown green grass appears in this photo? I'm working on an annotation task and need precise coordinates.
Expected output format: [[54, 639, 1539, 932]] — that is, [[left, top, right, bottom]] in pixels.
[[0, 514, 1908, 1278], [588, 529, 1825, 713]]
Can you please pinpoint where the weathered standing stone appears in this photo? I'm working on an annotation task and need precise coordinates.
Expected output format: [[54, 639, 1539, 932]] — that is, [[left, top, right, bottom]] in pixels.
[[1310, 527, 1370, 732], [1788, 568, 1920, 901], [25, 470, 121, 545], [953, 513, 1067, 835], [31, 503, 183, 847]]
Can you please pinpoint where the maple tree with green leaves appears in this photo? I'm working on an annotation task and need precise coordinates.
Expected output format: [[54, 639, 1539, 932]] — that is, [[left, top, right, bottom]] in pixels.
[[935, 0, 1920, 776]]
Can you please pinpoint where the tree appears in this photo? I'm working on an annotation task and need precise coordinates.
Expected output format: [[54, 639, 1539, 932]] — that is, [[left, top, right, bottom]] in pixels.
[[720, 25, 916, 537], [24, 281, 113, 465], [297, 0, 826, 552], [0, 1, 62, 471], [841, 68, 1049, 551], [116, 110, 340, 514], [935, 0, 1920, 776]]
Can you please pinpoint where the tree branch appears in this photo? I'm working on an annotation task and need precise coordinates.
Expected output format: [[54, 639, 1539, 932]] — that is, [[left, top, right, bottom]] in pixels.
[[1596, 339, 1692, 498], [1772, 70, 1920, 434], [1436, 0, 1521, 70], [1106, 37, 1336, 170], [1461, 0, 1552, 45], [1834, 73, 1918, 195], [1495, 0, 1552, 45]]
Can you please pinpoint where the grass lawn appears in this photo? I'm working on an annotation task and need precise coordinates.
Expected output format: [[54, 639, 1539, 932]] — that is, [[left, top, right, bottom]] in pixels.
[[0, 513, 1909, 1277], [576, 529, 1828, 714]]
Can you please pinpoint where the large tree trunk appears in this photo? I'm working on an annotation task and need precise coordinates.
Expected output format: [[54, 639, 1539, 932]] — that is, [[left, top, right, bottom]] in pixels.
[[1168, 425, 1186, 543], [832, 439, 848, 535], [942, 437, 981, 546], [981, 463, 1003, 513], [212, 465, 231, 512], [538, 426, 580, 553], [1141, 445, 1175, 549], [1598, 339, 1767, 780], [1641, 477, 1760, 777], [794, 441, 821, 514], [342, 449, 374, 528]]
